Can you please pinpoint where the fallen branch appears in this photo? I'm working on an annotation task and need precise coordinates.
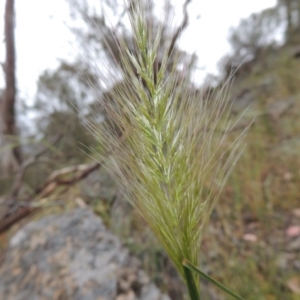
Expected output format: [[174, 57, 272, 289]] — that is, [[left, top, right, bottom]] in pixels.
[[0, 161, 101, 234], [37, 161, 100, 198], [0, 205, 36, 234]]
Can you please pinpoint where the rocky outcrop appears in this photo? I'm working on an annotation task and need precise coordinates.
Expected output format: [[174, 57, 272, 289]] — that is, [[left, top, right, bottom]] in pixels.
[[0, 208, 170, 300]]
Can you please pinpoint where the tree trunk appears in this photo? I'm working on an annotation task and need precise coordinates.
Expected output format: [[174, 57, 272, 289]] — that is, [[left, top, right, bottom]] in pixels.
[[0, 0, 21, 175], [285, 0, 293, 40], [297, 0, 300, 30]]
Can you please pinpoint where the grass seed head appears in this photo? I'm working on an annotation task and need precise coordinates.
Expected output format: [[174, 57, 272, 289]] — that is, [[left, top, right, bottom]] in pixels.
[[86, 0, 247, 288]]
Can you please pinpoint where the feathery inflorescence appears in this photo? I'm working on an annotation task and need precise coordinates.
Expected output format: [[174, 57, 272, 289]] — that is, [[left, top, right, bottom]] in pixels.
[[84, 1, 247, 294]]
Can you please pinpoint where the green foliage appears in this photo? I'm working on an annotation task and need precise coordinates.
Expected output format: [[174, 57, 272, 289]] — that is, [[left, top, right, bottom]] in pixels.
[[34, 63, 99, 164], [205, 33, 300, 300], [228, 8, 280, 58]]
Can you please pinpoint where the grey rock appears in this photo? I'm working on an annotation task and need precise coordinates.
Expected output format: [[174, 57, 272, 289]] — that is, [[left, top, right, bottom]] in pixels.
[[0, 208, 170, 300], [80, 168, 117, 202], [266, 97, 295, 120], [260, 75, 275, 88]]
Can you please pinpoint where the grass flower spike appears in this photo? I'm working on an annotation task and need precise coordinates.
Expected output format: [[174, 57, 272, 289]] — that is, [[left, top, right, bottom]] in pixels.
[[86, 2, 247, 299]]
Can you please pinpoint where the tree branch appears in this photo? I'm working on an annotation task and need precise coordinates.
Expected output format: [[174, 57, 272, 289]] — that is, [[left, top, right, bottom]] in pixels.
[[167, 0, 192, 58]]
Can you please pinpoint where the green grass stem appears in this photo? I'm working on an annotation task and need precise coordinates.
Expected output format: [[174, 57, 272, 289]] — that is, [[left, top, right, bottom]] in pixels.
[[183, 263, 201, 300], [183, 260, 246, 300]]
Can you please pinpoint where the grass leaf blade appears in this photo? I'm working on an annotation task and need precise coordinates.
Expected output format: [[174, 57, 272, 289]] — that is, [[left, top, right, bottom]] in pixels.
[[183, 260, 246, 300]]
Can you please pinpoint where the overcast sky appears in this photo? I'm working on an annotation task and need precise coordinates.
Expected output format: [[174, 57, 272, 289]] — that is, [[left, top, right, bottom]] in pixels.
[[0, 0, 277, 102]]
